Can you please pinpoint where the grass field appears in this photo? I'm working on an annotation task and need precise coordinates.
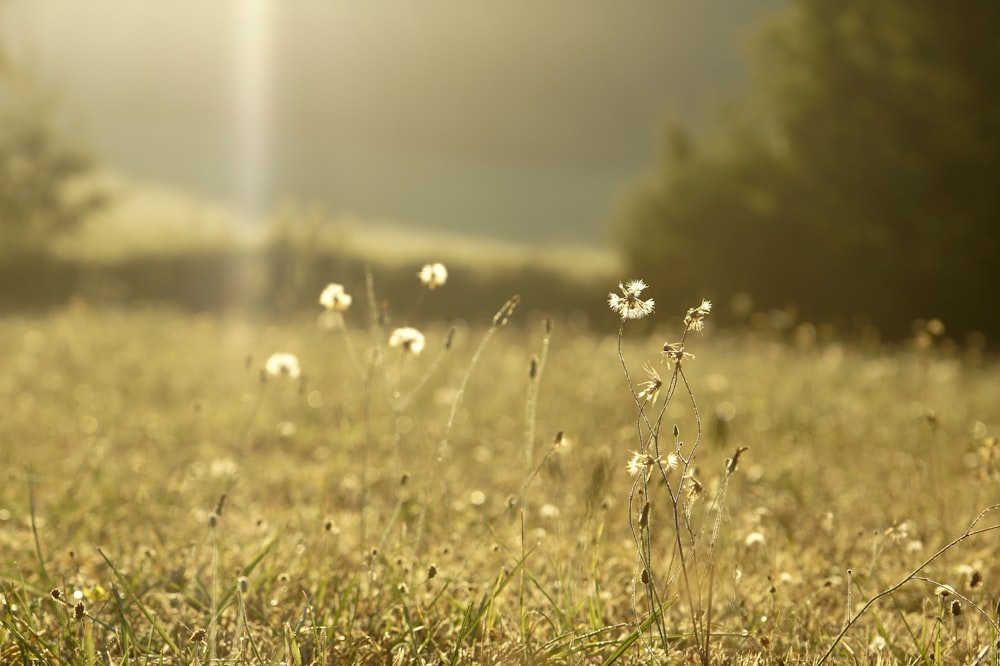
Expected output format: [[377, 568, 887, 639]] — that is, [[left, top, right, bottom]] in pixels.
[[1, 278, 998, 664]]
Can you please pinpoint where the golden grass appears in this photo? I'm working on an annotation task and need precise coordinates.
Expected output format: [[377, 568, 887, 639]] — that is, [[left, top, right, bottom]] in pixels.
[[0, 299, 997, 664]]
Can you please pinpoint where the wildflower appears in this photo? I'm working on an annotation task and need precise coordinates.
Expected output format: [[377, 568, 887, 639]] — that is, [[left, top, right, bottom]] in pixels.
[[934, 584, 956, 599], [662, 341, 694, 365], [627, 450, 675, 478], [389, 327, 426, 356], [539, 503, 560, 519], [418, 263, 448, 289], [684, 299, 712, 332], [637, 363, 662, 406], [868, 636, 887, 653], [319, 283, 352, 311], [264, 353, 301, 380], [744, 532, 766, 547], [608, 279, 655, 320], [627, 450, 655, 477], [663, 452, 679, 471]]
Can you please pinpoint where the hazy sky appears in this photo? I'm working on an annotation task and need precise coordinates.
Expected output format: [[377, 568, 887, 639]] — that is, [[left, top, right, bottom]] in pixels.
[[2, 1, 783, 244]]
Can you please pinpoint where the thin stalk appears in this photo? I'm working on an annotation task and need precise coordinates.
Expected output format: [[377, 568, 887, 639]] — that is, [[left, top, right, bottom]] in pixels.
[[817, 504, 1000, 665], [411, 296, 519, 561]]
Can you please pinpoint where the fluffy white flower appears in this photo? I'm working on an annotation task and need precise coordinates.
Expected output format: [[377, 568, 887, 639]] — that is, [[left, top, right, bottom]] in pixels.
[[608, 280, 655, 320], [389, 327, 426, 356], [319, 283, 352, 311], [265, 353, 301, 380], [418, 263, 448, 290]]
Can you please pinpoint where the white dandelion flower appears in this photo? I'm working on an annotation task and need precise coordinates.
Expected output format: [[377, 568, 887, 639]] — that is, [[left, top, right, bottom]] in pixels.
[[319, 283, 352, 311], [264, 353, 301, 380], [608, 280, 655, 320], [418, 263, 448, 290], [389, 327, 426, 356]]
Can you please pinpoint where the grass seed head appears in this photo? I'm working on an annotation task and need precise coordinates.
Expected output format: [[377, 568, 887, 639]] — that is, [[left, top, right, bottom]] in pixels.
[[969, 569, 983, 589]]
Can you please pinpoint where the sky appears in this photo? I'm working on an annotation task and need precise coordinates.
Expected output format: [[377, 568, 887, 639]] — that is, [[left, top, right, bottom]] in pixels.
[[1, 0, 784, 245]]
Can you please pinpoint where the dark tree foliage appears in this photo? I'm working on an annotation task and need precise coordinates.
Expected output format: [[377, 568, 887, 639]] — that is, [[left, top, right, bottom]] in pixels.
[[619, 1, 1000, 339], [0, 74, 106, 260]]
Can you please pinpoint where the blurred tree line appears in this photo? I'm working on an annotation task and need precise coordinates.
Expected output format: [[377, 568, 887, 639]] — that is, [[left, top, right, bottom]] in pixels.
[[0, 30, 106, 262], [620, 1, 1000, 339]]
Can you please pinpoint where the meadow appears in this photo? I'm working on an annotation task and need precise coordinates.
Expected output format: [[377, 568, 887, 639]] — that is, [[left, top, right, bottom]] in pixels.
[[1, 272, 998, 665]]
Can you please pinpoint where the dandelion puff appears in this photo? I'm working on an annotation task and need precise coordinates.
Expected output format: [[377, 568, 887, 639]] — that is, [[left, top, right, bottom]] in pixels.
[[319, 283, 352, 311], [418, 263, 448, 290], [389, 327, 426, 356], [626, 451, 646, 477], [627, 450, 656, 478], [608, 280, 655, 320], [664, 452, 679, 471], [637, 363, 662, 406], [264, 353, 301, 380], [868, 636, 887, 653], [684, 298, 712, 332], [662, 341, 694, 366], [934, 584, 956, 599]]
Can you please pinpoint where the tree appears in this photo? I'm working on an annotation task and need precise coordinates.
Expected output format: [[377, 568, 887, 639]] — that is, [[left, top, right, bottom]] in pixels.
[[0, 40, 106, 260], [619, 1, 1000, 338]]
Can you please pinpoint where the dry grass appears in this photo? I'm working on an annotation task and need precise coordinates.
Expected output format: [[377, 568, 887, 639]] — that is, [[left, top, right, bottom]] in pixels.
[[1, 288, 998, 664]]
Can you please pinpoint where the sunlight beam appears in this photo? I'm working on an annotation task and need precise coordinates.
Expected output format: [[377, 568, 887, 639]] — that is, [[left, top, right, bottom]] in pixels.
[[233, 0, 274, 229]]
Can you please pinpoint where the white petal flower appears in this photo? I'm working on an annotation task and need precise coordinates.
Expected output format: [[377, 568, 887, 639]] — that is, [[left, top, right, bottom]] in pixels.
[[264, 353, 301, 380]]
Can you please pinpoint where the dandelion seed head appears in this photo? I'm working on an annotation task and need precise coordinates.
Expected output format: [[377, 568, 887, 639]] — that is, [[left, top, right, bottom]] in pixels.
[[627, 450, 657, 478], [637, 363, 662, 405], [684, 299, 713, 332], [418, 263, 448, 289], [389, 327, 426, 356], [662, 342, 694, 365], [539, 503, 560, 519], [264, 353, 301, 380], [608, 279, 655, 320], [319, 283, 352, 311], [934, 584, 955, 598]]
